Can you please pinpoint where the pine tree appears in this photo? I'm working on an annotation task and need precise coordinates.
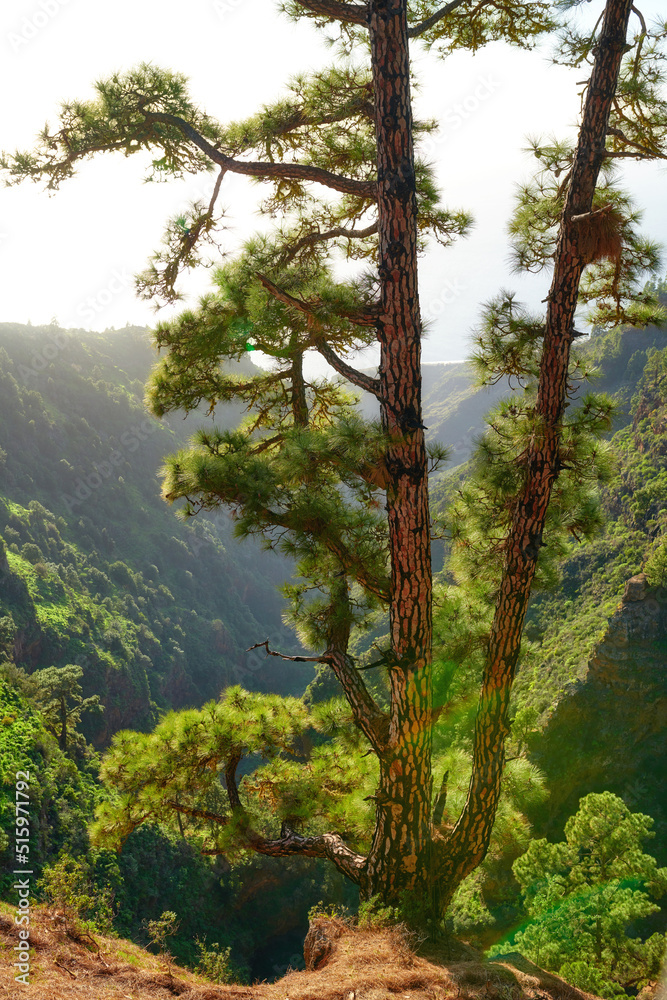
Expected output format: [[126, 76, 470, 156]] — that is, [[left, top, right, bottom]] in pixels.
[[31, 664, 102, 753], [3, 0, 665, 919], [489, 793, 667, 998]]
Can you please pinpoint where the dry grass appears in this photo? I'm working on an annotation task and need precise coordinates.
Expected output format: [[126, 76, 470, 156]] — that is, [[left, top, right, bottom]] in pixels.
[[0, 906, 603, 1000], [0, 903, 250, 1000]]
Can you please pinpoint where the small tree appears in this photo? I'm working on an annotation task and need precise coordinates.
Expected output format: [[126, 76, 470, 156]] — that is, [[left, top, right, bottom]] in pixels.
[[39, 854, 115, 935], [31, 664, 102, 753], [490, 793, 667, 998], [146, 910, 180, 975]]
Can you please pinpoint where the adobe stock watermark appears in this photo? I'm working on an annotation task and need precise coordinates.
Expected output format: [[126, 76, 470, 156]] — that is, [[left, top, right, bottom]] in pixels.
[[422, 277, 468, 328], [61, 418, 159, 514], [15, 328, 68, 380], [420, 75, 501, 157], [76, 267, 133, 324], [211, 0, 243, 18], [7, 0, 73, 53], [13, 770, 32, 986]]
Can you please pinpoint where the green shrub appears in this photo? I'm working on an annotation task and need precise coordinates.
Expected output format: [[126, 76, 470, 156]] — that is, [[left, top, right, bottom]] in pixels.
[[197, 940, 247, 984]]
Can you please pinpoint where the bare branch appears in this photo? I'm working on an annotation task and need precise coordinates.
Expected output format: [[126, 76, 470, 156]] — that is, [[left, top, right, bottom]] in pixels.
[[246, 640, 388, 753], [246, 639, 328, 663], [604, 149, 667, 160], [316, 340, 383, 399], [631, 5, 648, 75], [206, 167, 226, 216], [570, 201, 614, 223], [144, 111, 376, 198], [248, 826, 367, 884], [293, 0, 369, 26]]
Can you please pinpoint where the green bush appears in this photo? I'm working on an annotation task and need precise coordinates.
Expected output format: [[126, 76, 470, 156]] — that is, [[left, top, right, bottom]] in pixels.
[[488, 793, 667, 998]]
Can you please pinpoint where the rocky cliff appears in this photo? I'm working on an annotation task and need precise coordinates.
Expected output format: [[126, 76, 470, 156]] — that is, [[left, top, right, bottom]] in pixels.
[[534, 574, 667, 849]]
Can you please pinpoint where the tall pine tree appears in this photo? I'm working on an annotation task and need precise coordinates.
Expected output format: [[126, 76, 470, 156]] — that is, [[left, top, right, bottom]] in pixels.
[[3, 0, 665, 917]]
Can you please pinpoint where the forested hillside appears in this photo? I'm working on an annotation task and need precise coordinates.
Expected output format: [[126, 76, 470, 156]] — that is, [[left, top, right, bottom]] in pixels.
[[0, 322, 309, 741]]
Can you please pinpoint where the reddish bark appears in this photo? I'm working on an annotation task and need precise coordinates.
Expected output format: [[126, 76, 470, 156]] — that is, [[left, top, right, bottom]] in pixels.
[[362, 0, 434, 903]]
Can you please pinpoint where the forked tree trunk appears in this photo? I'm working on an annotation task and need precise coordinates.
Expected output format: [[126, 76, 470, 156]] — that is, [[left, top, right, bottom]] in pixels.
[[362, 0, 434, 907], [434, 0, 635, 910]]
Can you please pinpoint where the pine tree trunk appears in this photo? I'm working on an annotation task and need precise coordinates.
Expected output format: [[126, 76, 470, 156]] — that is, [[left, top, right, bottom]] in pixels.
[[434, 0, 634, 910], [362, 0, 434, 908]]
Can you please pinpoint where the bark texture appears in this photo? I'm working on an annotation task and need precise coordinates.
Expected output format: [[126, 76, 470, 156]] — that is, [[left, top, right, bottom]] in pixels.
[[362, 0, 434, 905]]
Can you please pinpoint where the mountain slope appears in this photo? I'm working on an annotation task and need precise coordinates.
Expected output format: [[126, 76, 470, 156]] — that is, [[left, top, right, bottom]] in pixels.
[[0, 323, 309, 739]]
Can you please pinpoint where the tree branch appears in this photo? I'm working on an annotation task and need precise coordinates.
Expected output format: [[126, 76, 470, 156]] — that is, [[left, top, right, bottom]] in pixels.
[[166, 801, 229, 825], [144, 111, 376, 198], [247, 826, 367, 884], [293, 0, 369, 26], [316, 340, 383, 399], [283, 221, 379, 262], [257, 271, 380, 328], [604, 126, 667, 160], [224, 753, 243, 811], [182, 491, 391, 602], [246, 639, 388, 753], [407, 0, 469, 37], [325, 646, 389, 754], [247, 639, 329, 664], [189, 754, 367, 884]]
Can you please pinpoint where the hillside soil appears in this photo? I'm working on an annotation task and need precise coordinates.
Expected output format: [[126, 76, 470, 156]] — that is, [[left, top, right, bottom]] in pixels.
[[0, 909, 606, 1000]]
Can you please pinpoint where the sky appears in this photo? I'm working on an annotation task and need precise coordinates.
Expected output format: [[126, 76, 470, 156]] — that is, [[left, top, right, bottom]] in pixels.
[[1, 0, 666, 366]]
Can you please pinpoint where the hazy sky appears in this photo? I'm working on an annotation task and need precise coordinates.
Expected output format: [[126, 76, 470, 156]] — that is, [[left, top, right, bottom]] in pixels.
[[2, 0, 665, 365]]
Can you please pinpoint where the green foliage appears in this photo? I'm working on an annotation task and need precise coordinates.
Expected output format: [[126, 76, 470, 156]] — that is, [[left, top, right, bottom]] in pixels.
[[444, 293, 615, 611], [38, 853, 117, 934], [448, 875, 496, 938], [196, 940, 247, 984], [94, 687, 316, 852], [509, 155, 664, 329], [513, 332, 667, 714], [557, 960, 626, 999], [0, 679, 97, 888], [146, 910, 180, 957], [357, 894, 400, 929], [489, 794, 667, 997], [1, 0, 665, 969], [645, 536, 667, 587]]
